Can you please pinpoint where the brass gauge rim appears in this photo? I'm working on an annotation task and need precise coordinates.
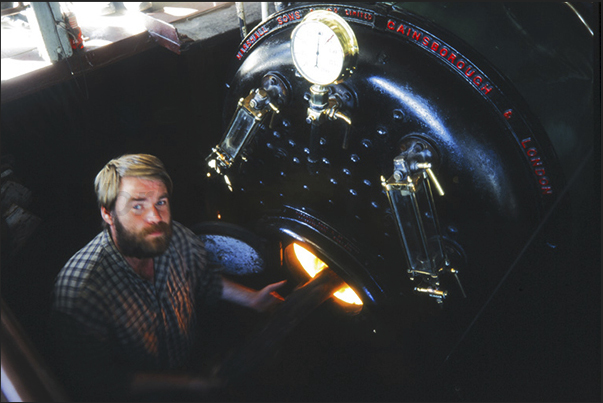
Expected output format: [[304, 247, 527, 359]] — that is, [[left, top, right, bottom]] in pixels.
[[291, 10, 359, 85]]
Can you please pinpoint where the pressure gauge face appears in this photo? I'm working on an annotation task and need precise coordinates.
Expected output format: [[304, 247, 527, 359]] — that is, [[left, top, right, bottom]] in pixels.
[[291, 10, 358, 85]]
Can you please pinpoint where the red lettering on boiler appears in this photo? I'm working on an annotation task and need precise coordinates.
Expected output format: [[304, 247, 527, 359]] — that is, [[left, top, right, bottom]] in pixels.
[[277, 10, 301, 25], [503, 109, 513, 119], [521, 138, 553, 194], [346, 9, 373, 21], [236, 26, 269, 60], [480, 84, 493, 95], [385, 19, 495, 97]]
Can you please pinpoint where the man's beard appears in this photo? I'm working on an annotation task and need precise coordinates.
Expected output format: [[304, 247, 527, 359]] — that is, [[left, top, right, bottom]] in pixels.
[[113, 215, 173, 259]]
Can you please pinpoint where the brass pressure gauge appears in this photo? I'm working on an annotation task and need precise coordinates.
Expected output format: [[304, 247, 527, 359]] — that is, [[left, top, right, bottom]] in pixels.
[[291, 10, 359, 85]]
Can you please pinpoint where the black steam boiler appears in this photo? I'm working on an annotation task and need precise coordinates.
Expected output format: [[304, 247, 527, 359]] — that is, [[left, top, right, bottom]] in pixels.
[[198, 1, 596, 395]]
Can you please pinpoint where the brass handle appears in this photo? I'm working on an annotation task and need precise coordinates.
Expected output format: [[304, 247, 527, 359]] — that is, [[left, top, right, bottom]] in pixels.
[[416, 162, 445, 196]]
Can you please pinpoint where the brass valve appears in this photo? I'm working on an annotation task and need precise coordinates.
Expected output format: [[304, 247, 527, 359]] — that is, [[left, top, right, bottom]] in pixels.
[[305, 84, 353, 155]]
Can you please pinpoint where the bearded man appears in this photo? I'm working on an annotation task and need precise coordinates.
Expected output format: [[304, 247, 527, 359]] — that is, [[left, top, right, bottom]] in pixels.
[[51, 154, 285, 401]]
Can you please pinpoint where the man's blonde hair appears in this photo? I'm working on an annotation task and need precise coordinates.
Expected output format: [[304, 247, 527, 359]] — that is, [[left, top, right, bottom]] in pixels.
[[94, 154, 173, 211]]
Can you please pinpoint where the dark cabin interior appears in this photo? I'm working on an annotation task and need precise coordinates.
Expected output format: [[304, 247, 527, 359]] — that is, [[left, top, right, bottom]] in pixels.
[[1, 2, 600, 402]]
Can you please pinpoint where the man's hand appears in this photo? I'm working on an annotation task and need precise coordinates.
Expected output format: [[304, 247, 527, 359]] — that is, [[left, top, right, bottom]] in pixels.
[[249, 280, 286, 312], [221, 277, 286, 313]]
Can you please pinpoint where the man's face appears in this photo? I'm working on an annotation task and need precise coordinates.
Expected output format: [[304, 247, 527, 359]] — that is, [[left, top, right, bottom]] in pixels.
[[109, 176, 172, 259]]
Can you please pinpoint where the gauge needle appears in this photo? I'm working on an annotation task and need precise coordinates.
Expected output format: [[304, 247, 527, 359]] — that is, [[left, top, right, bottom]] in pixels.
[[315, 33, 321, 67]]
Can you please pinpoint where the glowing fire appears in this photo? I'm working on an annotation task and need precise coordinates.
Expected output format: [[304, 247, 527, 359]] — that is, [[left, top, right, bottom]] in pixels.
[[293, 243, 363, 306]]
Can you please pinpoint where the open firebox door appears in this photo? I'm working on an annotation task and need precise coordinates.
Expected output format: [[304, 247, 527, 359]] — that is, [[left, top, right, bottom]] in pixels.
[[201, 2, 593, 389]]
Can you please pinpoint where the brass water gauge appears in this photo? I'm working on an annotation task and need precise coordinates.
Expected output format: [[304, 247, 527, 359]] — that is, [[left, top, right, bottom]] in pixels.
[[291, 10, 359, 85]]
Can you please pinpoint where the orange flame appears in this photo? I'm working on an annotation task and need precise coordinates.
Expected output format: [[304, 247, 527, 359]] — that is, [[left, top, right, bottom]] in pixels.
[[293, 243, 363, 305]]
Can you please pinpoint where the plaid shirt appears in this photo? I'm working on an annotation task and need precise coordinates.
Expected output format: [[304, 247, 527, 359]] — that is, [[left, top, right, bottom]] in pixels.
[[51, 221, 223, 400]]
